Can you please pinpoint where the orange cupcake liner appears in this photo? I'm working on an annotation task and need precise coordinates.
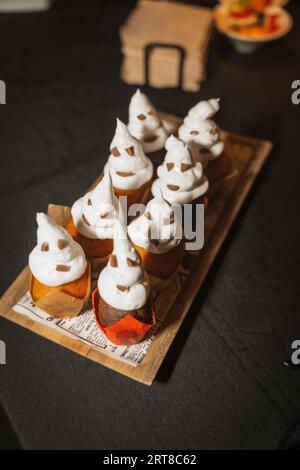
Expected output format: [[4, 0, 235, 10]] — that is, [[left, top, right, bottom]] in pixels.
[[30, 263, 91, 303], [66, 217, 113, 259], [113, 179, 152, 208], [30, 262, 91, 319], [134, 240, 184, 280]]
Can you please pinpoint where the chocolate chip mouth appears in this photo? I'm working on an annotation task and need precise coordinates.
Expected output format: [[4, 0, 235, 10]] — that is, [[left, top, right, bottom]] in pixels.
[[116, 285, 129, 292], [167, 184, 180, 191], [116, 171, 135, 177], [56, 264, 70, 272], [144, 135, 158, 143], [82, 214, 90, 226]]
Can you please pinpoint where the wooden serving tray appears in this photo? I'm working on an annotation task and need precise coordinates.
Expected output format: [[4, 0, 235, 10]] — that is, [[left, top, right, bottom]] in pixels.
[[0, 112, 272, 385]]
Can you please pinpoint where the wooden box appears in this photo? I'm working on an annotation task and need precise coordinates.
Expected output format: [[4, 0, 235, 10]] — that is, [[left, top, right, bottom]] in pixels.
[[120, 1, 213, 92]]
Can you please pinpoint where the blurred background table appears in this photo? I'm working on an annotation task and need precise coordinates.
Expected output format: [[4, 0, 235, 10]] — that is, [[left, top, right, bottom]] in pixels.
[[0, 0, 300, 450]]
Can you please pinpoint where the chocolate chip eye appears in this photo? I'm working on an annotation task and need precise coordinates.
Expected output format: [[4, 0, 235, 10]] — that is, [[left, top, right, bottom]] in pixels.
[[190, 130, 199, 135], [111, 146, 120, 157], [109, 254, 118, 267], [181, 163, 193, 172], [144, 211, 152, 220], [137, 114, 146, 120], [127, 257, 137, 267], [148, 109, 155, 116], [166, 163, 174, 171], [163, 212, 175, 225], [87, 198, 92, 206], [57, 239, 68, 250], [125, 146, 135, 156], [41, 242, 49, 252]]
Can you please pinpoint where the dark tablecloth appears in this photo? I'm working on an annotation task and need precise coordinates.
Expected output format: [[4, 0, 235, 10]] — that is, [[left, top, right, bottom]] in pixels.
[[0, 0, 300, 450]]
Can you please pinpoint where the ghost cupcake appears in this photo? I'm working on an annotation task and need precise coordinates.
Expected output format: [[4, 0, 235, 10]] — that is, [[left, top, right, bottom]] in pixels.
[[92, 219, 155, 346], [66, 170, 118, 262], [178, 99, 228, 182], [29, 213, 90, 318], [128, 89, 168, 166], [151, 135, 209, 206], [128, 192, 184, 288], [105, 119, 154, 207]]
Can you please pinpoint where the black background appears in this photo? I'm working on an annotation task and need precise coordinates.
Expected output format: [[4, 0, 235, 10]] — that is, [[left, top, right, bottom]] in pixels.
[[0, 0, 300, 450]]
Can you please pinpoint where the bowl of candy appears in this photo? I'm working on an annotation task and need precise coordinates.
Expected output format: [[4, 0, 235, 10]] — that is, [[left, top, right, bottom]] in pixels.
[[214, 0, 293, 54]]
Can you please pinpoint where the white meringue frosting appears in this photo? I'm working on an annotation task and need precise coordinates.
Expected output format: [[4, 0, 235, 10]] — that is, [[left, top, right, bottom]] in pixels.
[[128, 192, 182, 254], [151, 135, 209, 205], [128, 89, 168, 153], [71, 170, 119, 240], [104, 118, 153, 191], [178, 98, 224, 164], [29, 213, 87, 287], [98, 219, 150, 311]]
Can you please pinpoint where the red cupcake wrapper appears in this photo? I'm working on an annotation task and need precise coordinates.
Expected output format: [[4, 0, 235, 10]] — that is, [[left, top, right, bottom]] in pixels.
[[92, 288, 156, 346]]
